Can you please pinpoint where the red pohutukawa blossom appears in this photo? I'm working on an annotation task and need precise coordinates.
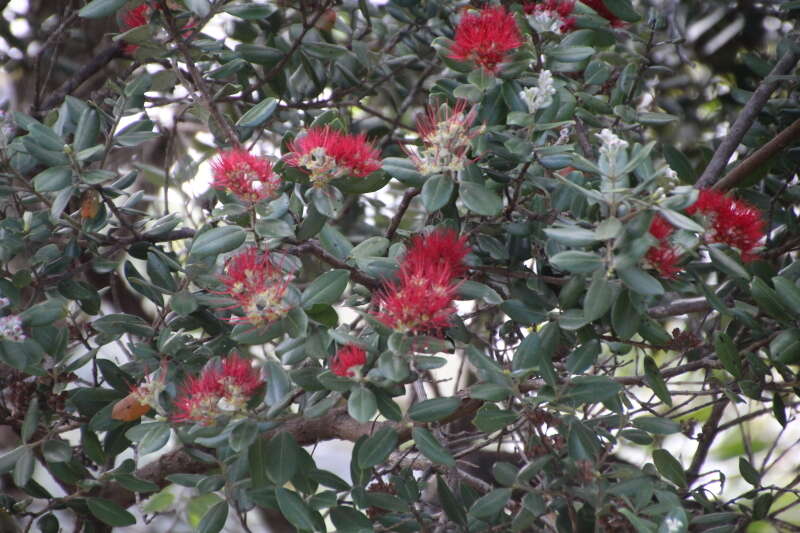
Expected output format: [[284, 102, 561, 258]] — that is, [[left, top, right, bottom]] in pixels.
[[374, 229, 470, 334], [217, 247, 292, 326], [582, 0, 626, 27], [211, 149, 280, 203], [402, 228, 471, 279], [645, 215, 682, 279], [173, 354, 264, 424], [407, 100, 481, 175], [449, 6, 523, 73], [686, 189, 766, 262], [330, 345, 367, 377], [523, 1, 577, 33], [285, 127, 381, 186], [121, 4, 150, 55]]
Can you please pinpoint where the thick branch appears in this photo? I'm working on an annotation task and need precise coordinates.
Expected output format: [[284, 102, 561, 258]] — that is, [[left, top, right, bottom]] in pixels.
[[712, 117, 800, 191], [695, 46, 800, 188], [385, 188, 420, 239], [686, 398, 729, 486]]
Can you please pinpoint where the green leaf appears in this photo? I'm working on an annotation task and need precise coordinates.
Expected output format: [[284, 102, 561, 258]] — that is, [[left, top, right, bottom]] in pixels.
[[13, 446, 34, 488], [473, 404, 518, 433], [634, 416, 681, 435], [126, 422, 170, 455], [584, 271, 613, 321], [421, 174, 454, 212], [86, 498, 137, 527], [714, 332, 741, 378], [197, 501, 227, 533], [652, 449, 687, 488], [617, 267, 664, 296], [42, 440, 72, 463], [548, 45, 595, 62], [302, 269, 349, 308], [382, 157, 425, 187], [20, 299, 66, 327], [602, 0, 641, 22], [236, 97, 277, 128], [469, 488, 512, 519], [561, 376, 621, 404], [658, 507, 688, 533], [751, 277, 791, 322], [413, 427, 455, 466], [663, 145, 696, 183], [78, 0, 126, 18], [33, 166, 72, 192], [275, 488, 318, 531], [185, 0, 211, 16], [308, 185, 344, 219], [565, 340, 601, 374], [265, 432, 300, 485], [170, 291, 198, 316], [348, 385, 376, 423], [21, 397, 39, 443], [436, 476, 468, 526], [93, 313, 154, 338], [709, 246, 750, 281], [357, 427, 398, 468], [550, 251, 604, 273], [772, 277, 800, 314], [459, 181, 503, 216], [408, 397, 460, 422], [739, 457, 761, 486], [643, 356, 672, 406], [189, 226, 246, 258]]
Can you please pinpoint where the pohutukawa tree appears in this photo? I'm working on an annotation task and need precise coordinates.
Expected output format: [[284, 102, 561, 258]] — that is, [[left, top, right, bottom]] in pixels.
[[0, 0, 798, 531]]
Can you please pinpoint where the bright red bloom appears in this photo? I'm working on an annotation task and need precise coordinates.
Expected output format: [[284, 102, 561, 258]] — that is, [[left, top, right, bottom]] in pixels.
[[645, 215, 682, 278], [523, 1, 577, 33], [121, 4, 150, 55], [581, 0, 625, 27], [331, 345, 367, 377], [449, 6, 523, 73], [285, 127, 381, 185], [686, 189, 765, 262], [217, 248, 292, 326], [173, 354, 263, 424], [211, 149, 280, 203], [402, 228, 471, 279], [374, 230, 470, 334]]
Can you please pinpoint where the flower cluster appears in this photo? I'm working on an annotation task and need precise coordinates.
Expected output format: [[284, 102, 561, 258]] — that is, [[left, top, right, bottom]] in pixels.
[[645, 215, 682, 279], [211, 149, 281, 203], [285, 127, 381, 186], [331, 345, 367, 377], [596, 128, 628, 176], [374, 229, 470, 334], [218, 248, 293, 326], [686, 189, 765, 262], [582, 0, 625, 27], [121, 4, 150, 55], [520, 70, 557, 115], [0, 314, 25, 342], [449, 6, 522, 73], [406, 100, 481, 176], [112, 363, 168, 422], [523, 1, 576, 34], [174, 354, 264, 424]]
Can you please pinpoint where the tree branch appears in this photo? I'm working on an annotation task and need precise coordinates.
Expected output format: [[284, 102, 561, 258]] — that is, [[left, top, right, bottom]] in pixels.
[[385, 188, 420, 239], [695, 45, 800, 188], [686, 398, 729, 486], [712, 117, 800, 191], [287, 240, 382, 290]]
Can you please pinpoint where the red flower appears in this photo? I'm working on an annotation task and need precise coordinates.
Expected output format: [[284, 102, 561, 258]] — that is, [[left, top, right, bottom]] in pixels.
[[686, 189, 765, 262], [402, 228, 471, 279], [285, 127, 381, 185], [220, 354, 264, 401], [374, 229, 470, 334], [581, 0, 625, 27], [211, 149, 280, 203], [523, 1, 577, 33], [173, 355, 263, 424], [449, 6, 523, 73], [173, 370, 224, 424], [407, 100, 481, 175], [331, 345, 367, 377], [121, 4, 150, 55], [217, 248, 293, 326], [645, 215, 682, 278]]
